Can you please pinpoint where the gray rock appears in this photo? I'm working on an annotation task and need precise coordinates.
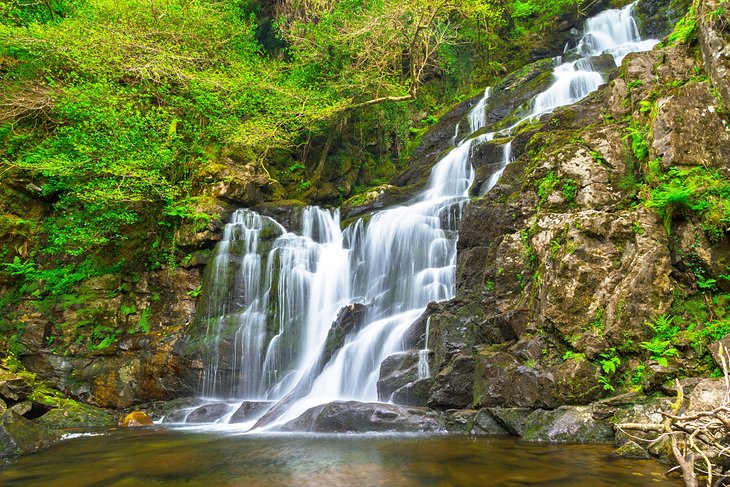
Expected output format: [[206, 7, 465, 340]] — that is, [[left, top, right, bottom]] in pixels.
[[688, 379, 726, 413], [472, 409, 510, 435], [185, 402, 234, 423], [488, 407, 534, 436], [391, 378, 434, 407], [377, 352, 420, 401], [521, 406, 614, 443], [279, 400, 446, 433], [229, 401, 274, 423]]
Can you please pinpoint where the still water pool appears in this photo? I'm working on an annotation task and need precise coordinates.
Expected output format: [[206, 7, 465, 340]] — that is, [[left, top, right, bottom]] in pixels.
[[0, 429, 680, 486]]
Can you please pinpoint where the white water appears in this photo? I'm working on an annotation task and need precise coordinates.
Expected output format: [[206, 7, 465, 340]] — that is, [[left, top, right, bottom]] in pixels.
[[191, 3, 657, 429]]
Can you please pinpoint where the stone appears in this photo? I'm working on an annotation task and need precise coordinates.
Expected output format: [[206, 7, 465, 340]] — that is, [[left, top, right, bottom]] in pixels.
[[699, 0, 730, 104], [428, 353, 476, 409], [521, 406, 614, 443], [377, 352, 420, 401], [229, 401, 275, 423], [472, 409, 510, 435], [9, 400, 31, 417], [610, 440, 651, 459], [709, 337, 730, 369], [279, 401, 445, 433], [0, 369, 32, 402], [613, 397, 674, 448], [651, 83, 730, 172], [687, 379, 726, 414], [0, 411, 60, 458], [120, 411, 154, 427], [488, 408, 533, 436], [184, 403, 233, 423], [35, 400, 117, 429], [391, 378, 434, 407]]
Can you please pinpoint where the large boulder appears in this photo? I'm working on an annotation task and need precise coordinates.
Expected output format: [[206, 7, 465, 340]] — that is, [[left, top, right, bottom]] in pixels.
[[521, 406, 614, 443], [0, 411, 60, 458], [279, 401, 445, 433]]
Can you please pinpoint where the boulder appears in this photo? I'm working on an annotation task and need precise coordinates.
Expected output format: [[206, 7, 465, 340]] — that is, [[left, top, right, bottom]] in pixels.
[[184, 403, 233, 423], [0, 411, 60, 458], [120, 411, 154, 427], [428, 353, 476, 409], [391, 378, 434, 407], [229, 401, 275, 423], [687, 379, 726, 413], [279, 401, 445, 433], [521, 406, 614, 443], [377, 352, 420, 401], [35, 400, 117, 429], [488, 407, 534, 436], [651, 82, 730, 172], [0, 369, 31, 402]]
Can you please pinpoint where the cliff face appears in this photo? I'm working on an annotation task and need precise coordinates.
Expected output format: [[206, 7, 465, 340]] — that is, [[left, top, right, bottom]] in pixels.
[[6, 0, 727, 419], [421, 3, 730, 410]]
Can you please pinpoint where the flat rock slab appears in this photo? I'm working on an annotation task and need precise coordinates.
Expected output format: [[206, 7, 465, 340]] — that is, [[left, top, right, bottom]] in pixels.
[[279, 401, 446, 433]]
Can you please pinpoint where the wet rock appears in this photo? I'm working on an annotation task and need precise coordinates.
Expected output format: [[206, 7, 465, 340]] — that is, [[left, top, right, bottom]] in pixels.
[[635, 0, 692, 38], [610, 440, 651, 459], [521, 406, 614, 443], [35, 401, 116, 429], [229, 401, 275, 423], [0, 411, 60, 458], [184, 403, 233, 423], [472, 409, 510, 435], [324, 303, 369, 365], [279, 401, 445, 433], [428, 353, 476, 409], [377, 352, 420, 401], [120, 411, 154, 427], [488, 407, 533, 436], [391, 378, 434, 407]]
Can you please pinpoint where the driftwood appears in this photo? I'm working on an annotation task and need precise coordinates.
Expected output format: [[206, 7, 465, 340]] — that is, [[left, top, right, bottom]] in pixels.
[[619, 345, 730, 487]]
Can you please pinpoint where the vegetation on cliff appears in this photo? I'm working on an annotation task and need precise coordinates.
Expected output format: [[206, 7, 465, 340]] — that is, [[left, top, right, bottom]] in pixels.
[[0, 0, 596, 355]]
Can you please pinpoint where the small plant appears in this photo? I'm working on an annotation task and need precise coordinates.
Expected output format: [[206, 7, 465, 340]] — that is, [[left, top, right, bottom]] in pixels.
[[598, 348, 621, 391], [562, 350, 586, 362]]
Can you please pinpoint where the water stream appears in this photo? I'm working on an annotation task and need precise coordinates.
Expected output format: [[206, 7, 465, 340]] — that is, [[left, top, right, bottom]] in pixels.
[[185, 2, 658, 430]]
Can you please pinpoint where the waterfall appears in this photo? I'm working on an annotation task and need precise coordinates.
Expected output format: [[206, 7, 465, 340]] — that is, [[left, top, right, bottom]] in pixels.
[[187, 2, 657, 429]]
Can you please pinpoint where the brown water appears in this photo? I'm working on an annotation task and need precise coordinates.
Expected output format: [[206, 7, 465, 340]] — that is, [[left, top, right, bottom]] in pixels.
[[0, 429, 679, 486]]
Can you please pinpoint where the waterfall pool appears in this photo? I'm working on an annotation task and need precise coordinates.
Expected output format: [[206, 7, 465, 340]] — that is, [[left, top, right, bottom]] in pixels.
[[0, 430, 680, 486]]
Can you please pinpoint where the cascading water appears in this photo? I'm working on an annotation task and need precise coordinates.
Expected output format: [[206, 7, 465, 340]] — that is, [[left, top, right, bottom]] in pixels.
[[183, 2, 658, 430]]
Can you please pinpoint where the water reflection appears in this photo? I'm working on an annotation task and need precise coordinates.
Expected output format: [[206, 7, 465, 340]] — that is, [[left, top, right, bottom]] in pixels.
[[0, 430, 679, 486]]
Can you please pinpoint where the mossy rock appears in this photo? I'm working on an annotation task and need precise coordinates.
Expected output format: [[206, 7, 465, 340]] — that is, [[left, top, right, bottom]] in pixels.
[[0, 411, 60, 459], [120, 411, 154, 427], [35, 400, 116, 429]]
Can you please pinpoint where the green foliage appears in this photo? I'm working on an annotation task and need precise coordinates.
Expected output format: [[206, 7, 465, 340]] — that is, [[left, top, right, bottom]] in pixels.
[[665, 1, 698, 46], [597, 348, 620, 391], [562, 350, 586, 362], [625, 121, 649, 161], [644, 167, 730, 239]]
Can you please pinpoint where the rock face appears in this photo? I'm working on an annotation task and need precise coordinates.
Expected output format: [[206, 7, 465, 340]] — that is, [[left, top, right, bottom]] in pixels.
[[416, 1, 730, 417]]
